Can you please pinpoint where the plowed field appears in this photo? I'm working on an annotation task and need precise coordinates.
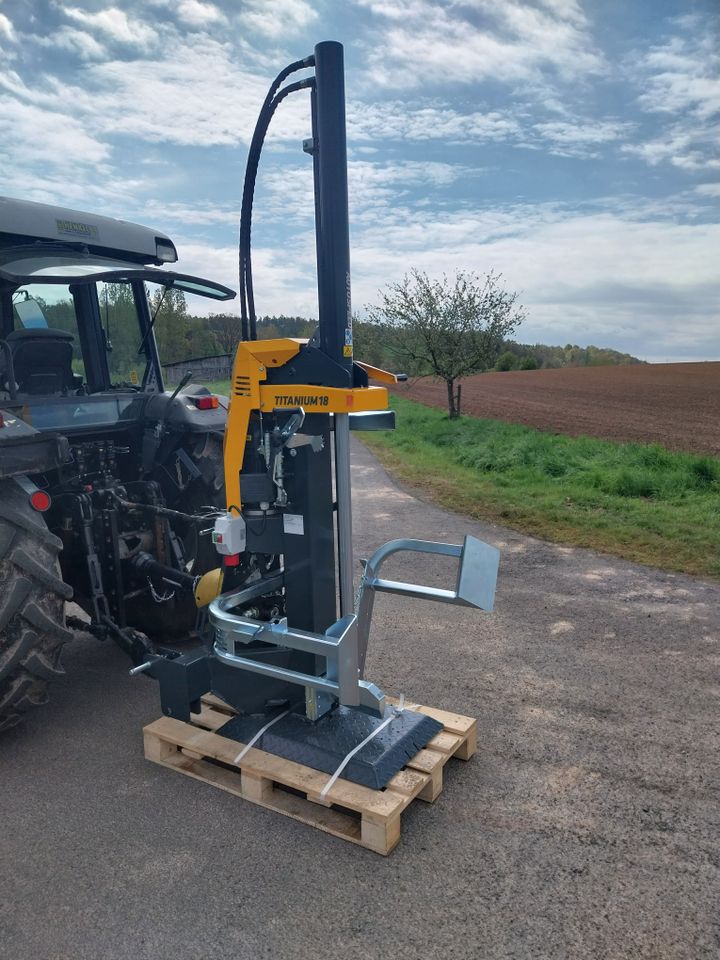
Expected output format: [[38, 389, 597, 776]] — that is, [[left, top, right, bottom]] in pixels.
[[393, 361, 720, 456]]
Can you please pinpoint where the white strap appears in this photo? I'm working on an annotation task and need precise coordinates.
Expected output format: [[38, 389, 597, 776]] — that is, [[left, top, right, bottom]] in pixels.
[[320, 695, 406, 801], [233, 708, 290, 765]]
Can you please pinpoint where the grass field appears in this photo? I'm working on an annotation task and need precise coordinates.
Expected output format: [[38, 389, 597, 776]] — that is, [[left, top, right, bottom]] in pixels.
[[207, 381, 719, 579], [364, 396, 720, 579], [395, 361, 720, 455]]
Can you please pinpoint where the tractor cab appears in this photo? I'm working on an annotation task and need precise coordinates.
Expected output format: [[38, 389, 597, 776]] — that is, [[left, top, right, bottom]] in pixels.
[[0, 199, 238, 726], [0, 197, 235, 430]]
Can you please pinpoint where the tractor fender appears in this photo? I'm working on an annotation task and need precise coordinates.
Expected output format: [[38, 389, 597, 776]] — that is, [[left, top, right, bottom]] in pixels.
[[142, 388, 228, 434], [0, 408, 69, 480]]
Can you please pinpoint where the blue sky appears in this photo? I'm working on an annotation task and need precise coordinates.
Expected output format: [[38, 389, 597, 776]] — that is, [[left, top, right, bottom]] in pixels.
[[1, 0, 718, 361]]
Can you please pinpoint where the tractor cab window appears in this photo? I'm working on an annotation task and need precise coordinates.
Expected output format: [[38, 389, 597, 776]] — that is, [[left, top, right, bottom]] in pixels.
[[96, 281, 148, 388], [10, 284, 86, 394], [144, 282, 223, 380]]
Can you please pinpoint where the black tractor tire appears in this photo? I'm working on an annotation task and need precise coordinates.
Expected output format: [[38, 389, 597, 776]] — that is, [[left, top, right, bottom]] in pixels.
[[0, 480, 74, 732], [172, 432, 226, 577]]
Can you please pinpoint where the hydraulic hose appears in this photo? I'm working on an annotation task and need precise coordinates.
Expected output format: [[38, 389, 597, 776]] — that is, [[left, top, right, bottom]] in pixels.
[[239, 56, 315, 340]]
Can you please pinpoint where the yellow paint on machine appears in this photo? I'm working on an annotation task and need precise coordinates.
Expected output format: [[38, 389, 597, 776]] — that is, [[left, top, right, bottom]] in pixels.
[[262, 384, 388, 411], [194, 567, 224, 607], [222, 337, 389, 513]]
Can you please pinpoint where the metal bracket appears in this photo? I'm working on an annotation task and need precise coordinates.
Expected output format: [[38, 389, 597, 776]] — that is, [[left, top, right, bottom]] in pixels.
[[205, 536, 498, 720], [208, 585, 385, 717], [355, 535, 500, 675]]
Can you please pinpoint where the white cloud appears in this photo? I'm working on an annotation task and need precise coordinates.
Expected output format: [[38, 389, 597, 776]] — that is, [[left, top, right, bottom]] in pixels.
[[348, 101, 522, 143], [0, 35, 308, 149], [354, 0, 604, 89], [623, 124, 720, 172], [349, 209, 720, 361], [140, 200, 239, 227], [243, 0, 317, 38], [176, 1, 226, 27], [33, 26, 106, 59], [348, 101, 633, 158], [628, 18, 720, 173], [172, 238, 318, 317], [1, 1, 717, 362], [694, 183, 720, 198], [533, 119, 632, 157], [61, 5, 156, 51], [637, 28, 720, 121], [165, 196, 720, 362], [0, 11, 15, 41], [258, 158, 479, 227], [0, 95, 110, 170]]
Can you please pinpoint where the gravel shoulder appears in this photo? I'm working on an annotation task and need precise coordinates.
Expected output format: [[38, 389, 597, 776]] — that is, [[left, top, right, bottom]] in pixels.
[[1, 439, 718, 960]]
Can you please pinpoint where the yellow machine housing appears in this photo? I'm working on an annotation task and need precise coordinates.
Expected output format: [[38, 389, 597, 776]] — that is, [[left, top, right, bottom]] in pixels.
[[223, 338, 390, 513]]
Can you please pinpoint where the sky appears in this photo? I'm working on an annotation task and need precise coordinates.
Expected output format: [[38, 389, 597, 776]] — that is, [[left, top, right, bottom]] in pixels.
[[1, 0, 718, 362]]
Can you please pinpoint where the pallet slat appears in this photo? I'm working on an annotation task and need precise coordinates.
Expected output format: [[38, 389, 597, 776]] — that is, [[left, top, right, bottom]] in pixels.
[[143, 694, 477, 855]]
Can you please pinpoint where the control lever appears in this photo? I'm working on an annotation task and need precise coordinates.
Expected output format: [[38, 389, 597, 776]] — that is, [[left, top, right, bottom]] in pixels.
[[286, 433, 324, 452]]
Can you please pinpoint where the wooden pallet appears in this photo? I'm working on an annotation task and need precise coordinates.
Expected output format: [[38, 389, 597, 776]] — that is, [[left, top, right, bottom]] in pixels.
[[143, 693, 477, 855]]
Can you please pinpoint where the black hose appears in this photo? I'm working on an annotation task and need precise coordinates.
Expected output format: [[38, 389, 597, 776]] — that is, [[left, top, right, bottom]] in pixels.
[[239, 56, 315, 340]]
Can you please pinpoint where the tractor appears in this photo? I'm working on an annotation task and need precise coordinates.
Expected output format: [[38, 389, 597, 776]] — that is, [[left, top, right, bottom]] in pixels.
[[0, 195, 234, 730]]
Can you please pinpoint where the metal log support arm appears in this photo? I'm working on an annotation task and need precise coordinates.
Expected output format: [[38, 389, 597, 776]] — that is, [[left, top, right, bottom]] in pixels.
[[355, 536, 500, 676], [205, 534, 499, 716]]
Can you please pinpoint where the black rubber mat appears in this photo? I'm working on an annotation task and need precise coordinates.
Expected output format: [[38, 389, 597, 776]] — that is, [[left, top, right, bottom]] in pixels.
[[217, 705, 443, 789]]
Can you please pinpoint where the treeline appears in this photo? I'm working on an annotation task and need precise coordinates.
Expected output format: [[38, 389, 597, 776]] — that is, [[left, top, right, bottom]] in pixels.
[[207, 316, 645, 372], [36, 285, 642, 378], [350, 320, 643, 373], [494, 341, 644, 371]]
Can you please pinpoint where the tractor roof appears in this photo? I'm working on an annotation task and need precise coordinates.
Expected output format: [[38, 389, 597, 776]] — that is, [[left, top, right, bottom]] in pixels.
[[0, 246, 236, 301], [0, 196, 178, 266]]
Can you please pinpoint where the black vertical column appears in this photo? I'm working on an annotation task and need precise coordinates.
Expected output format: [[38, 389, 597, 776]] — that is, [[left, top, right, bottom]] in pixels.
[[313, 41, 356, 617], [314, 40, 353, 380]]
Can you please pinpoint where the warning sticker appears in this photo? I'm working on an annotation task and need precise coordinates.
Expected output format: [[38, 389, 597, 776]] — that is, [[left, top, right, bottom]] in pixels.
[[343, 344, 353, 357], [283, 513, 305, 536]]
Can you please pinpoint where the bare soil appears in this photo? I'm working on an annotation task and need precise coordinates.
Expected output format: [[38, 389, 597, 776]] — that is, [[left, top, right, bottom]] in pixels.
[[394, 361, 720, 455]]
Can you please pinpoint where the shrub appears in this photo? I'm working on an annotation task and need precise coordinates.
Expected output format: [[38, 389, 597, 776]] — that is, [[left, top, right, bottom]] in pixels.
[[496, 351, 518, 371]]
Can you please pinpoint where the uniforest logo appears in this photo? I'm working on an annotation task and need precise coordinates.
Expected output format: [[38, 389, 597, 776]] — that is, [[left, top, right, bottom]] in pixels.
[[56, 219, 99, 240], [273, 394, 329, 407]]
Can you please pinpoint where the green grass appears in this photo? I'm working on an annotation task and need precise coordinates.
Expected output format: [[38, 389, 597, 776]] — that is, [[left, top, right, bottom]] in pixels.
[[206, 381, 719, 578], [362, 396, 720, 579], [206, 380, 232, 396]]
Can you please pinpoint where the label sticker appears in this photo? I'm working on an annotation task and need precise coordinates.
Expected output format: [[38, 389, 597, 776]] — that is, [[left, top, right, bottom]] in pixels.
[[344, 328, 353, 346], [56, 218, 99, 240], [283, 513, 305, 536], [129, 370, 139, 384], [343, 344, 353, 357]]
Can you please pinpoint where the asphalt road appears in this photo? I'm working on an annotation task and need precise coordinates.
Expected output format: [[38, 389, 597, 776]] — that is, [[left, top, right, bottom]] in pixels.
[[2, 440, 718, 960]]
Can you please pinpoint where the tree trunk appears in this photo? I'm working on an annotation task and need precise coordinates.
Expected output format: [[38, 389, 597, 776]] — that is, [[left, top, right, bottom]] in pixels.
[[446, 378, 458, 418]]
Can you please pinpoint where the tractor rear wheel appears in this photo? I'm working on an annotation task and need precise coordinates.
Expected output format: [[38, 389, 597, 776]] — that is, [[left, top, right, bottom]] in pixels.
[[126, 433, 226, 642], [0, 480, 73, 732]]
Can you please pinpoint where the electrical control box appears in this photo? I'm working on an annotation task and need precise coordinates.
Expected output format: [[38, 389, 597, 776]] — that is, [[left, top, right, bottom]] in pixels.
[[212, 513, 247, 556]]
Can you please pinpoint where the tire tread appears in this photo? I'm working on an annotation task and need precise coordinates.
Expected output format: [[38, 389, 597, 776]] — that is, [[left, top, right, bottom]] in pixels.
[[0, 482, 73, 731]]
